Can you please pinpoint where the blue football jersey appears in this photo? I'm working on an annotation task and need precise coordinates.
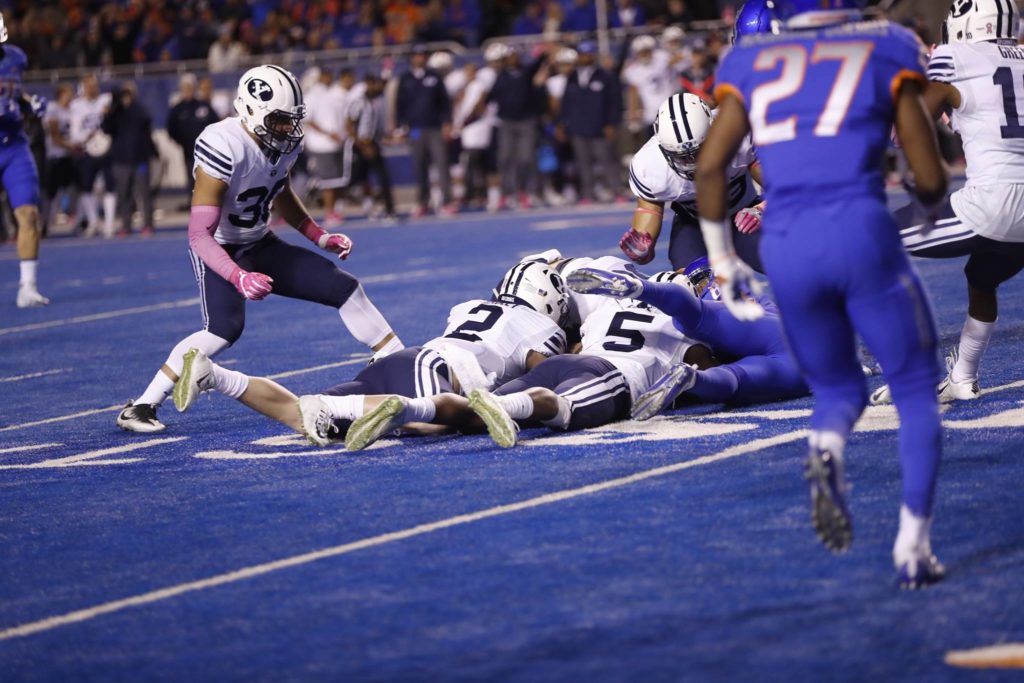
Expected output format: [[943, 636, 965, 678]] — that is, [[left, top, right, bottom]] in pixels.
[[0, 44, 28, 136], [715, 20, 927, 214]]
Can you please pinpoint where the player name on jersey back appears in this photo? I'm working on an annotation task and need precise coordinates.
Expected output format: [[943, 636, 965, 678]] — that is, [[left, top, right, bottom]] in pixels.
[[193, 118, 302, 245]]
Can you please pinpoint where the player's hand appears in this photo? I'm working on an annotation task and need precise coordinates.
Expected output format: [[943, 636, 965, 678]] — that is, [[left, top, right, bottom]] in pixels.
[[318, 232, 353, 260], [734, 205, 764, 234], [711, 255, 764, 321], [231, 269, 274, 301], [27, 94, 48, 118], [619, 228, 655, 265]]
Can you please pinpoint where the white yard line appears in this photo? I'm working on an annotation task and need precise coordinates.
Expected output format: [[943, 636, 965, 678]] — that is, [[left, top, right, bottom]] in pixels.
[[0, 438, 186, 470], [0, 429, 806, 641], [0, 369, 67, 383], [266, 356, 371, 380], [0, 299, 199, 337], [0, 443, 62, 455]]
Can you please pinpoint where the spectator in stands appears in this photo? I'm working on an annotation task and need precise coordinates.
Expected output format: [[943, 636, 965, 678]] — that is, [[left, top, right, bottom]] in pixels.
[[562, 0, 598, 32], [208, 25, 245, 73], [445, 0, 482, 47], [348, 74, 396, 220], [385, 0, 423, 45], [418, 0, 451, 43], [511, 3, 545, 36], [558, 41, 622, 204], [176, 5, 215, 61], [166, 75, 219, 203], [613, 0, 647, 28], [664, 0, 696, 25], [490, 45, 546, 209], [77, 20, 107, 68], [340, 2, 383, 49], [102, 82, 157, 237], [42, 84, 79, 233], [396, 46, 455, 217], [304, 68, 348, 225]]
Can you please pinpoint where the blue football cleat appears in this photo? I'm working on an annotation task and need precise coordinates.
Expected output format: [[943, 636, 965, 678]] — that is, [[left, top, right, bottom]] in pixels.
[[631, 363, 697, 421], [566, 268, 643, 299], [804, 446, 853, 553]]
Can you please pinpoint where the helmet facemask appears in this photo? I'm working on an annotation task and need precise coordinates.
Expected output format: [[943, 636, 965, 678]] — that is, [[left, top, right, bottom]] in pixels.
[[253, 107, 306, 156], [658, 144, 700, 179]]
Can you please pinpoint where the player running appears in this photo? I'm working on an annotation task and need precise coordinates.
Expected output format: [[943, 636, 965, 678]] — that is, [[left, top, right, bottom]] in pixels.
[[118, 65, 402, 433], [175, 261, 569, 446], [697, 0, 949, 587], [344, 256, 709, 450], [872, 0, 1024, 405], [0, 14, 48, 308], [567, 257, 809, 417], [619, 93, 767, 271]]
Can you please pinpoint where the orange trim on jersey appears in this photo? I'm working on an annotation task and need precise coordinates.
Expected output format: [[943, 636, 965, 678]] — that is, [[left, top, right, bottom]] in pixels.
[[714, 83, 747, 107], [890, 69, 926, 102]]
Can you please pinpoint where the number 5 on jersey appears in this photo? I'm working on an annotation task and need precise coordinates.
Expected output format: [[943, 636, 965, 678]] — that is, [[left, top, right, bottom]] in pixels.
[[749, 42, 874, 145]]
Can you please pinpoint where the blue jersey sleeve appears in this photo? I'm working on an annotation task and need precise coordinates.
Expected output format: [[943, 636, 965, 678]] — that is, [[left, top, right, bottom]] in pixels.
[[877, 23, 929, 102], [714, 45, 754, 107]]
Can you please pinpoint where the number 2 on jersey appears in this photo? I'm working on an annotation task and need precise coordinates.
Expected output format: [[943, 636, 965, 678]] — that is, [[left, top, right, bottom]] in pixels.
[[445, 304, 504, 342], [749, 42, 874, 145]]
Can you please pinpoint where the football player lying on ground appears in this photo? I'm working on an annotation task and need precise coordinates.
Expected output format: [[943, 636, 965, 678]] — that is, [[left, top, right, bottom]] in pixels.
[[339, 256, 717, 451], [566, 257, 810, 419], [173, 262, 569, 444]]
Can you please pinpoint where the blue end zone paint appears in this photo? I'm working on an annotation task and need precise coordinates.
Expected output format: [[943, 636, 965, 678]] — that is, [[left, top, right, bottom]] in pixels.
[[1, 203, 1023, 681]]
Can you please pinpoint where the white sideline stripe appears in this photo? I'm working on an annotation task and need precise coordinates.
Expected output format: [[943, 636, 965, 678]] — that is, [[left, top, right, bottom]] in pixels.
[[0, 429, 806, 641], [0, 404, 123, 433], [0, 359, 372, 433], [0, 438, 185, 470], [0, 369, 67, 383], [0, 443, 62, 455], [0, 299, 199, 337], [266, 356, 370, 380]]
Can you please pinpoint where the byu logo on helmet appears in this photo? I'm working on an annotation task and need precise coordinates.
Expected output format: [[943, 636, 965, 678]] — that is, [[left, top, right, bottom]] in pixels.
[[950, 0, 974, 18], [247, 78, 274, 102]]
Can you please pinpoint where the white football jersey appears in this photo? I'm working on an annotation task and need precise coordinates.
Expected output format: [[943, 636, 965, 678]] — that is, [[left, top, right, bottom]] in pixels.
[[193, 118, 301, 245], [303, 82, 345, 153], [425, 300, 567, 387], [44, 101, 73, 160], [560, 255, 695, 399], [622, 50, 679, 124], [68, 93, 111, 146], [929, 42, 1024, 241], [628, 131, 758, 217]]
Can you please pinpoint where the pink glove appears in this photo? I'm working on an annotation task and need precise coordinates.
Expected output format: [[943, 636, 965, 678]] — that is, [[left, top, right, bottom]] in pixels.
[[318, 232, 353, 260], [734, 205, 764, 234], [230, 269, 274, 301], [619, 228, 655, 265]]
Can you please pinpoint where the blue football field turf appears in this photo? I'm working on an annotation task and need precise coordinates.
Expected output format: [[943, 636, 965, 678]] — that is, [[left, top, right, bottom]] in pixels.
[[1, 204, 1022, 682]]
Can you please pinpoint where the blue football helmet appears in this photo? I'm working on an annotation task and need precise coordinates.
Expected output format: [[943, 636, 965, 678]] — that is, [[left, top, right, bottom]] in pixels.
[[734, 1, 774, 42], [682, 256, 721, 301], [768, 0, 864, 29]]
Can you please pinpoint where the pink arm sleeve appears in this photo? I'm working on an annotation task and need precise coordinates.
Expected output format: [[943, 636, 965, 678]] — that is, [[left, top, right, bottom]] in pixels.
[[188, 205, 240, 283]]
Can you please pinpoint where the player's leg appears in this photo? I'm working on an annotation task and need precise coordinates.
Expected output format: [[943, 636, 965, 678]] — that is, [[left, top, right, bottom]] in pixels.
[[6, 144, 48, 308], [667, 214, 708, 270], [112, 162, 134, 235], [100, 158, 117, 238], [119, 250, 242, 432], [138, 163, 154, 234], [250, 235, 403, 358], [688, 354, 809, 405], [76, 154, 100, 236], [846, 251, 944, 587]]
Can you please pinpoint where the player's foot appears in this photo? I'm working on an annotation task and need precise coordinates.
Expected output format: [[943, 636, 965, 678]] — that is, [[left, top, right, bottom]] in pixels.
[[117, 401, 166, 433], [631, 363, 697, 421], [566, 268, 643, 299], [897, 552, 946, 589], [937, 346, 980, 401], [467, 389, 518, 448], [297, 395, 335, 447], [16, 284, 50, 308], [345, 395, 407, 451], [173, 348, 213, 413], [804, 446, 853, 553], [893, 506, 945, 589]]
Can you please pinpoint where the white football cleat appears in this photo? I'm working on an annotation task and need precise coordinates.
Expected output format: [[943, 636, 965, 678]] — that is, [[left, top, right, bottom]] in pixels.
[[117, 401, 166, 433], [16, 284, 49, 308], [893, 507, 945, 589], [173, 348, 214, 412], [871, 346, 980, 405], [297, 395, 335, 447], [345, 395, 407, 451]]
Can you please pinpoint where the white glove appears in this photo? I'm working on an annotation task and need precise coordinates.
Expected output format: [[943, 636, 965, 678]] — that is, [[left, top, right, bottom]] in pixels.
[[712, 255, 765, 321]]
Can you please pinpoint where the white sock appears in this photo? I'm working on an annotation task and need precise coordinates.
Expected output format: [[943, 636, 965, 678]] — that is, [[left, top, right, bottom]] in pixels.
[[19, 260, 37, 286], [81, 194, 98, 224], [210, 365, 249, 399], [103, 192, 116, 233], [951, 316, 994, 383], [373, 335, 405, 359], [320, 394, 366, 421], [893, 504, 931, 566], [541, 395, 573, 430], [338, 284, 401, 349], [137, 371, 176, 407], [496, 392, 535, 420], [404, 397, 436, 423], [137, 331, 231, 407], [810, 429, 846, 457]]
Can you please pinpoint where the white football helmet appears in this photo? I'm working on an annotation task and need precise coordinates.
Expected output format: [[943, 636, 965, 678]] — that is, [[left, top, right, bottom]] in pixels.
[[484, 42, 509, 63], [494, 262, 570, 326], [427, 51, 454, 73], [0, 13, 8, 43], [654, 93, 713, 179], [661, 26, 685, 49], [234, 65, 306, 157], [944, 0, 1019, 44], [632, 35, 657, 54], [554, 47, 578, 65]]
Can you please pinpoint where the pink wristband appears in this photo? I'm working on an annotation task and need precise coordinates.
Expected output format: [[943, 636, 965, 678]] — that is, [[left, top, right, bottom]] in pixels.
[[296, 216, 327, 244], [634, 207, 663, 217]]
